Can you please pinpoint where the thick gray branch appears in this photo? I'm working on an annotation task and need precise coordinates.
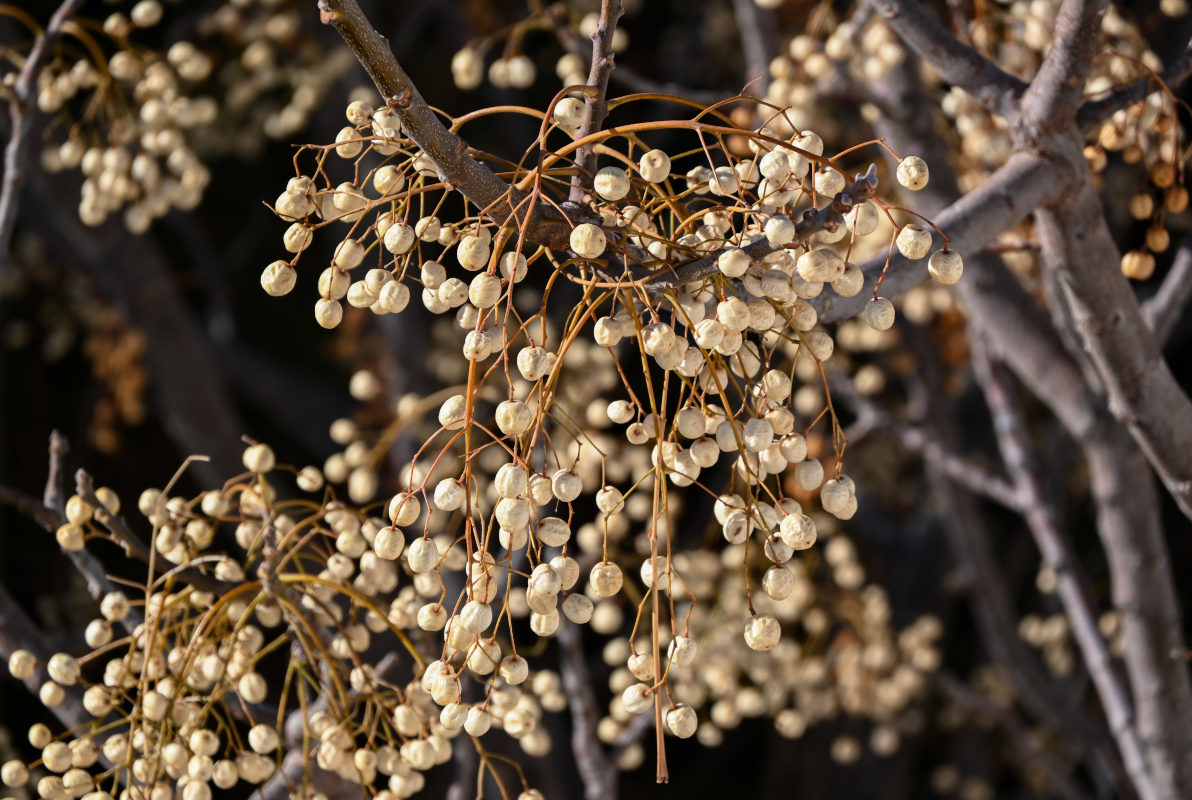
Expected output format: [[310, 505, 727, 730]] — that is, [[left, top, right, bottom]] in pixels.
[[1019, 0, 1109, 136]]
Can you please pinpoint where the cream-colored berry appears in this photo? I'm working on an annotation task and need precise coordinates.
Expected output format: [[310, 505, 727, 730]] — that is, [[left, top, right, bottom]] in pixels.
[[383, 223, 415, 254], [797, 248, 846, 282], [468, 273, 502, 308], [1121, 250, 1155, 280], [594, 167, 630, 201], [846, 201, 879, 236], [438, 394, 467, 430], [895, 224, 932, 259], [496, 400, 534, 436], [717, 247, 751, 278], [406, 538, 439, 573], [863, 297, 896, 331], [666, 704, 698, 738], [896, 156, 930, 190], [570, 222, 607, 258], [553, 97, 585, 128], [744, 614, 781, 651], [314, 298, 343, 328], [332, 239, 365, 270], [242, 443, 275, 473], [260, 260, 296, 296], [637, 149, 671, 183], [551, 469, 582, 502], [589, 561, 623, 597], [928, 249, 963, 284], [9, 650, 35, 680], [373, 527, 404, 560]]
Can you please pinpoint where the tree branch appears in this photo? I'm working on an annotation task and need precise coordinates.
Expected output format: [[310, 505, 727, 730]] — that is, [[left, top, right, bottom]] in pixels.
[[1019, 0, 1110, 136], [1077, 35, 1192, 131], [557, 621, 617, 800], [972, 340, 1160, 800], [818, 151, 1066, 323], [0, 0, 86, 279], [731, 0, 773, 97], [1033, 133, 1192, 522], [837, 378, 1023, 511], [647, 165, 878, 293], [866, 0, 1027, 119], [569, 0, 623, 203], [317, 0, 574, 248], [1142, 236, 1192, 347]]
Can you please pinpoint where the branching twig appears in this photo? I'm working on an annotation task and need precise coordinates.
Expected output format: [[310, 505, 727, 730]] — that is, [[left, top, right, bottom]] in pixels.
[[837, 378, 1023, 511], [648, 165, 879, 292], [1034, 160, 1192, 522], [569, 0, 623, 203], [866, 0, 1026, 119], [1077, 35, 1192, 131], [1142, 235, 1192, 347], [972, 339, 1160, 800], [818, 152, 1066, 323], [0, 0, 86, 278], [317, 0, 574, 248], [75, 469, 237, 596], [1019, 0, 1110, 136]]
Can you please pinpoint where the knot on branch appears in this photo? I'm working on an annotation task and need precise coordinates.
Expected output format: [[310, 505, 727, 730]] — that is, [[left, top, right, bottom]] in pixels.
[[317, 1, 340, 25], [387, 88, 413, 109]]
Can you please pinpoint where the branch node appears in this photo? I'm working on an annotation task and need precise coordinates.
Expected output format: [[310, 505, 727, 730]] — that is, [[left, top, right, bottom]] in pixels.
[[387, 88, 413, 108]]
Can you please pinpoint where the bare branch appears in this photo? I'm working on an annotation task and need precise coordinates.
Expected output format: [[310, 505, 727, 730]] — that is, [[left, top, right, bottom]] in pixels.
[[1034, 141, 1192, 522], [570, 0, 624, 203], [0, 484, 62, 531], [1082, 429, 1192, 799], [866, 0, 1026, 119], [1019, 0, 1110, 135], [557, 621, 617, 800], [317, 0, 574, 248], [0, 0, 86, 279], [1078, 36, 1192, 131], [972, 341, 1161, 800], [818, 152, 1066, 323], [75, 469, 237, 596], [898, 326, 1126, 792], [1142, 236, 1192, 347], [0, 580, 94, 730], [837, 377, 1023, 511], [730, 0, 773, 97]]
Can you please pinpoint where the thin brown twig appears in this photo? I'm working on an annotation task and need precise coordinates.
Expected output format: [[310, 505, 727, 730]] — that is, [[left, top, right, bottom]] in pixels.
[[75, 468, 236, 596]]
